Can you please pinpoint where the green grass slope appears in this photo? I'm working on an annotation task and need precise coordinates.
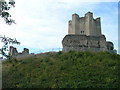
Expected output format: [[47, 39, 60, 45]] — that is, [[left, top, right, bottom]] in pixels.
[[2, 51, 120, 88]]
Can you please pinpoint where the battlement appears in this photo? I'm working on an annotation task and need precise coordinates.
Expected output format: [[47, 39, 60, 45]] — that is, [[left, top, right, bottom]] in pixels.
[[68, 12, 101, 36], [85, 11, 93, 18]]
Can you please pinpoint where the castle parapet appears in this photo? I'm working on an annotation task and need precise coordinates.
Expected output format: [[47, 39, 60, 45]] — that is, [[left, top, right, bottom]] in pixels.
[[68, 12, 102, 36]]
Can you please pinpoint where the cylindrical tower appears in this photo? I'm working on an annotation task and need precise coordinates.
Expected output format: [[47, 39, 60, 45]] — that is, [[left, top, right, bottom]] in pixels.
[[72, 13, 79, 34], [68, 20, 72, 34], [96, 17, 102, 36], [85, 12, 94, 36]]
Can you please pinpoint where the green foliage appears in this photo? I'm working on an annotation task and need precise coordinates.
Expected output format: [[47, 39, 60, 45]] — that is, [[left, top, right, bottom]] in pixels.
[[2, 51, 120, 88], [0, 35, 20, 58], [0, 0, 15, 25], [0, 0, 20, 59]]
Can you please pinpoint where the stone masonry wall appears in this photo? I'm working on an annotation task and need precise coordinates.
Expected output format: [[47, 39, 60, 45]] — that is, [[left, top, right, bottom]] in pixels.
[[62, 35, 113, 52], [9, 46, 30, 57]]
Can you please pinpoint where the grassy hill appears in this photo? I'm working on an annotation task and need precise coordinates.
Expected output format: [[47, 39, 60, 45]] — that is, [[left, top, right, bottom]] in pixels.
[[2, 51, 120, 88]]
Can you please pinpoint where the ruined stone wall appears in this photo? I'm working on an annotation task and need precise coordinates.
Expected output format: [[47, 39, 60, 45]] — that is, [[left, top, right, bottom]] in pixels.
[[22, 48, 29, 54], [107, 42, 114, 51], [9, 46, 29, 57], [62, 35, 113, 52], [9, 46, 18, 56]]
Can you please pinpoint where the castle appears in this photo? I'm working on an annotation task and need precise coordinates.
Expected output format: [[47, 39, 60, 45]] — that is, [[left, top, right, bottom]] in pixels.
[[9, 46, 29, 56], [9, 46, 34, 59], [62, 12, 114, 52]]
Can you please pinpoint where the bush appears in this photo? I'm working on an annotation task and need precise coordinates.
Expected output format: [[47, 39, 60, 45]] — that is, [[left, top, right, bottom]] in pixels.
[[2, 51, 120, 88]]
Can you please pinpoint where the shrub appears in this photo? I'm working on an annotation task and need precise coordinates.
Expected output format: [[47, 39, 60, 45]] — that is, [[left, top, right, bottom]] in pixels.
[[2, 51, 120, 88]]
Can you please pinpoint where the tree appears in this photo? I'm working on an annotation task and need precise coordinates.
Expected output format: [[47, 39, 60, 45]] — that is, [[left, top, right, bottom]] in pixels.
[[0, 0, 15, 25], [0, 35, 20, 58], [0, 0, 20, 59]]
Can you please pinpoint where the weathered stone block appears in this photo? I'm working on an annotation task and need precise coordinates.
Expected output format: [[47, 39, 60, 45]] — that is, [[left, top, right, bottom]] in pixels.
[[62, 35, 111, 52]]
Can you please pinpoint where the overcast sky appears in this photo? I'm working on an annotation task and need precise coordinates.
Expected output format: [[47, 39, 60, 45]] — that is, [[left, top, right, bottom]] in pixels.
[[0, 0, 119, 54]]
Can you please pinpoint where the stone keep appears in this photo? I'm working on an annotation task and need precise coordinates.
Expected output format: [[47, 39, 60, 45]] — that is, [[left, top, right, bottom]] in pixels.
[[68, 12, 101, 36], [62, 12, 114, 52]]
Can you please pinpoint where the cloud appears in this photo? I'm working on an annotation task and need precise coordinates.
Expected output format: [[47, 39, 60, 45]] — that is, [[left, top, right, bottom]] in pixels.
[[0, 1, 118, 53]]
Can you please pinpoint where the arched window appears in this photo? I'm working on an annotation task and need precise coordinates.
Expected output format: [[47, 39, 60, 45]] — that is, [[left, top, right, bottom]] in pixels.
[[81, 31, 84, 34], [81, 31, 82, 34]]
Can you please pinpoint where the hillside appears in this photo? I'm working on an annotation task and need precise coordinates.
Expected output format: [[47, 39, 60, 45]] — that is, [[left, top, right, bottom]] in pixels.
[[2, 51, 120, 88]]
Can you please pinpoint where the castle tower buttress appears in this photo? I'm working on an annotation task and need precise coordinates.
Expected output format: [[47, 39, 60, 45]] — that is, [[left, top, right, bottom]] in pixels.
[[96, 17, 102, 36], [68, 20, 72, 34], [72, 13, 79, 34], [85, 12, 94, 36]]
